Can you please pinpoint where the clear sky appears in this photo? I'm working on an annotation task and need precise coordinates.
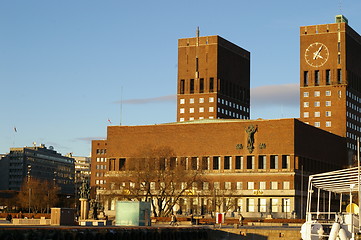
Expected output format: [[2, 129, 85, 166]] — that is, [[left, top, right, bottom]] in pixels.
[[1, 0, 360, 157]]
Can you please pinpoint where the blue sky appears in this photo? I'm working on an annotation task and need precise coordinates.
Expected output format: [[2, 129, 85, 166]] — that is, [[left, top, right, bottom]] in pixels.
[[1, 0, 360, 156]]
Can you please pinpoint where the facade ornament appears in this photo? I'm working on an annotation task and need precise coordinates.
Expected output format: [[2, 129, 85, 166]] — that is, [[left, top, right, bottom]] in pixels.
[[79, 180, 90, 199], [259, 143, 266, 149], [236, 144, 243, 150], [245, 125, 258, 153]]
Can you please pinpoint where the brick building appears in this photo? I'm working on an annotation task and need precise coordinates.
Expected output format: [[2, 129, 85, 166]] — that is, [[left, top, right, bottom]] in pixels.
[[91, 16, 359, 219]]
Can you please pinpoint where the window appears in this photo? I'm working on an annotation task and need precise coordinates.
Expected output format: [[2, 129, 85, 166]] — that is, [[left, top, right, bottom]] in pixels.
[[282, 198, 291, 212], [326, 121, 332, 127], [209, 107, 214, 112], [180, 99, 185, 104], [180, 80, 185, 94], [325, 90, 331, 96], [247, 156, 254, 169], [199, 98, 204, 103], [314, 91, 320, 97], [180, 108, 185, 114], [304, 102, 309, 107], [199, 107, 204, 113], [270, 155, 278, 169], [282, 155, 290, 169], [119, 158, 126, 171], [190, 98, 194, 104], [326, 101, 331, 107], [337, 69, 342, 84], [150, 182, 156, 190], [314, 101, 320, 107], [189, 117, 194, 120], [315, 122, 320, 127], [304, 92, 309, 97], [235, 156, 243, 169], [225, 182, 231, 190], [258, 155, 266, 169], [271, 181, 278, 190], [203, 182, 209, 190], [199, 78, 204, 93], [259, 181, 266, 190], [315, 70, 319, 86], [213, 156, 220, 170], [224, 156, 231, 170], [304, 71, 309, 86], [190, 79, 194, 93], [271, 199, 279, 212], [326, 70, 331, 85], [209, 78, 214, 92], [283, 181, 290, 190], [326, 111, 331, 117], [303, 112, 309, 118], [314, 111, 320, 117], [236, 182, 243, 190], [189, 108, 194, 113], [247, 198, 255, 212], [259, 199, 267, 212], [191, 157, 198, 170], [214, 182, 220, 190], [247, 182, 254, 190], [201, 157, 208, 170], [180, 118, 184, 122], [209, 97, 214, 103]]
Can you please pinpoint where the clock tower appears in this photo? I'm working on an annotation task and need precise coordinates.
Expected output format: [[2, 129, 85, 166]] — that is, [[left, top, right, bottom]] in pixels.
[[300, 15, 361, 157]]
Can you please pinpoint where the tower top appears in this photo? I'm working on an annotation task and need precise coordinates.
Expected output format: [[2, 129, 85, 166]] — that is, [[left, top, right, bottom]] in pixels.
[[335, 15, 348, 24]]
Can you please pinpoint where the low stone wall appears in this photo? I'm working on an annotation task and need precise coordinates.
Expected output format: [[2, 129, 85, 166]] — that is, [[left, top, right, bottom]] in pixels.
[[11, 218, 51, 225]]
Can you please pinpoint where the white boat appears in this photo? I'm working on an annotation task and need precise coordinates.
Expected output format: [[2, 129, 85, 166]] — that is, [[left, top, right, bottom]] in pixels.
[[301, 167, 361, 240]]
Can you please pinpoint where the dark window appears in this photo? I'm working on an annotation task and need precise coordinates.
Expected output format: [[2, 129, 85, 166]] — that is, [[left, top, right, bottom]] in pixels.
[[200, 78, 204, 93], [326, 70, 331, 85], [201, 157, 208, 170], [338, 54, 341, 64], [169, 157, 176, 170], [180, 157, 186, 170], [213, 156, 219, 170], [209, 78, 214, 92], [235, 156, 242, 169], [337, 69, 342, 84], [119, 158, 126, 171], [338, 42, 341, 52], [282, 155, 289, 169], [258, 156, 266, 169], [159, 158, 166, 170], [191, 157, 198, 170], [304, 71, 309, 86], [247, 156, 254, 169], [270, 155, 278, 169], [224, 156, 231, 170], [315, 70, 319, 86], [180, 80, 185, 94], [190, 79, 194, 94]]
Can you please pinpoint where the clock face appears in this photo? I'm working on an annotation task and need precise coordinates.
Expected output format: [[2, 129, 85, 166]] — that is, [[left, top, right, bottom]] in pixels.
[[305, 42, 329, 67]]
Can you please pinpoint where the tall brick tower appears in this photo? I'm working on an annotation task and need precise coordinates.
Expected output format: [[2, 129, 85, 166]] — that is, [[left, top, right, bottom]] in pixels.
[[299, 15, 361, 155], [177, 31, 250, 122]]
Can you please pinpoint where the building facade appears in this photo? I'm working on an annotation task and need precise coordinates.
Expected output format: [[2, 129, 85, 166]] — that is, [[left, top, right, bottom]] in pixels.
[[0, 144, 75, 195], [92, 119, 346, 218], [299, 15, 361, 160], [177, 35, 250, 122], [73, 156, 91, 196]]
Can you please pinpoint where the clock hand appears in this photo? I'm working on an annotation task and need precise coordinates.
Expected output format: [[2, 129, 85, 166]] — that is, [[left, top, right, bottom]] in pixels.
[[313, 46, 323, 59]]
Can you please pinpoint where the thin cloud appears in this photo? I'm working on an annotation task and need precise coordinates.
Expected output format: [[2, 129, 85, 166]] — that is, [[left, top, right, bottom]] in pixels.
[[114, 95, 176, 104], [251, 83, 299, 107]]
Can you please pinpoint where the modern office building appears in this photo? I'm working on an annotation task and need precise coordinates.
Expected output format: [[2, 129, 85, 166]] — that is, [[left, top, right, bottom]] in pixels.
[[0, 144, 75, 195], [177, 34, 250, 122], [91, 16, 359, 219], [299, 15, 361, 161]]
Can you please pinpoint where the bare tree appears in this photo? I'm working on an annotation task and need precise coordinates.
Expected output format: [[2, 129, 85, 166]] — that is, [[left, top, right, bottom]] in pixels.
[[104, 145, 203, 217], [17, 178, 59, 213]]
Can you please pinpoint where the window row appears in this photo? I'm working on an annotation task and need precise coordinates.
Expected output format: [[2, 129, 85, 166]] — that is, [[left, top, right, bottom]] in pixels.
[[96, 157, 107, 162], [95, 165, 107, 170], [179, 97, 214, 105], [95, 179, 106, 185], [179, 116, 215, 122], [303, 101, 331, 107], [179, 78, 216, 94], [108, 155, 291, 172], [96, 149, 106, 155], [346, 91, 361, 104], [111, 180, 291, 191], [303, 69, 342, 86], [179, 107, 214, 114], [218, 108, 248, 119], [218, 98, 249, 112], [246, 198, 291, 213], [303, 111, 332, 118], [307, 121, 331, 128], [346, 101, 361, 114], [303, 90, 331, 97], [347, 121, 361, 132]]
